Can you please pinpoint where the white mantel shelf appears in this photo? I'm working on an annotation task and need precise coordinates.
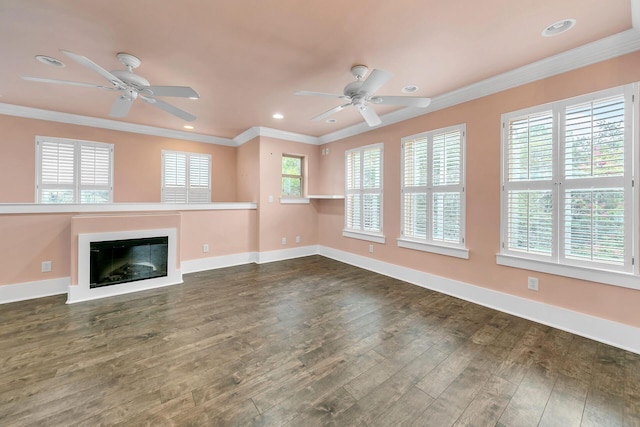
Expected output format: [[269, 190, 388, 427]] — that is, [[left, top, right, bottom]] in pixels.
[[0, 202, 257, 215]]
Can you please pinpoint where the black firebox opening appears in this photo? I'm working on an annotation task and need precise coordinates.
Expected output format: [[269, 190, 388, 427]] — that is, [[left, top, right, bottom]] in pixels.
[[89, 236, 169, 288]]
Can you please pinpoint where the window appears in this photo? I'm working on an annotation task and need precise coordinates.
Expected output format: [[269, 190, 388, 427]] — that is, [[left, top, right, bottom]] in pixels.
[[282, 155, 303, 197], [162, 150, 211, 203], [36, 136, 113, 203], [398, 124, 467, 258], [499, 84, 639, 287], [344, 143, 384, 243]]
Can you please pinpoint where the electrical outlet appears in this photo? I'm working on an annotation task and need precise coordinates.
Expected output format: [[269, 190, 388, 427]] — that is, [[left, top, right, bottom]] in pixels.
[[369, 244, 374, 253], [202, 244, 209, 253], [41, 261, 52, 273], [282, 237, 287, 245], [268, 195, 274, 203], [296, 235, 301, 243], [527, 276, 539, 291]]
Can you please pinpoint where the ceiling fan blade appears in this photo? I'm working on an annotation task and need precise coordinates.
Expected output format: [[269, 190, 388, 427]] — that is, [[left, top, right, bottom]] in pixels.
[[371, 96, 431, 108], [143, 86, 200, 99], [140, 95, 196, 122], [311, 103, 352, 122], [359, 105, 382, 127], [359, 69, 393, 95], [295, 91, 349, 99], [110, 95, 134, 118], [60, 50, 125, 88], [21, 76, 115, 90]]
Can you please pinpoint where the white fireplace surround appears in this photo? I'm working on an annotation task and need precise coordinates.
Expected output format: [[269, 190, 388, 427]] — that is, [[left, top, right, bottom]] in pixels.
[[68, 228, 182, 304]]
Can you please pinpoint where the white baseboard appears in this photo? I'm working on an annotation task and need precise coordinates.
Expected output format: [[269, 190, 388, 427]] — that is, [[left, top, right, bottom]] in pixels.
[[0, 277, 69, 304], [4, 246, 639, 355], [256, 245, 319, 264], [318, 246, 640, 355], [67, 271, 183, 304], [182, 252, 259, 274]]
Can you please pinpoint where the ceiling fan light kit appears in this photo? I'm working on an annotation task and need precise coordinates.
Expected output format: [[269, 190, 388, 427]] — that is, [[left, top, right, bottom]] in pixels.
[[295, 64, 431, 127], [22, 49, 200, 122]]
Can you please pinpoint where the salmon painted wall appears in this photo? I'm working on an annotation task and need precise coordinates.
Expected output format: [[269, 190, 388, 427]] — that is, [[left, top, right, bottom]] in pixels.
[[258, 136, 320, 252], [237, 137, 260, 203], [0, 116, 237, 203], [316, 51, 640, 328], [0, 209, 257, 287]]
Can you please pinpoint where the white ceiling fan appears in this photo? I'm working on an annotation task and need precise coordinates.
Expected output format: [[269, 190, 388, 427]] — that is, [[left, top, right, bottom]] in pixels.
[[22, 50, 199, 121], [295, 65, 431, 127]]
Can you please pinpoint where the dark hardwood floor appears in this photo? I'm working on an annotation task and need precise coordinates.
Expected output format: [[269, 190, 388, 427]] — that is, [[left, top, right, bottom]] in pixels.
[[1, 255, 639, 426]]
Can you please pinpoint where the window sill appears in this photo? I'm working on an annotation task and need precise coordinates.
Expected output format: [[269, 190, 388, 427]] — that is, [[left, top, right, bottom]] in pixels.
[[496, 253, 640, 291], [397, 238, 469, 259], [280, 197, 310, 204], [342, 230, 386, 244]]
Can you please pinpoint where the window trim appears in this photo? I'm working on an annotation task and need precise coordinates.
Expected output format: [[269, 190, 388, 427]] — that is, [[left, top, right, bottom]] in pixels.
[[399, 124, 467, 257], [161, 150, 211, 204], [498, 83, 639, 284], [281, 154, 304, 198], [35, 136, 114, 204], [343, 142, 385, 242]]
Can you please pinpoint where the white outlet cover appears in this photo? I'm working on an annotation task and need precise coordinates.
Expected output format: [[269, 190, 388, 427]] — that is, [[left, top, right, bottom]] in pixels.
[[282, 237, 286, 245], [527, 277, 539, 291], [41, 261, 52, 272]]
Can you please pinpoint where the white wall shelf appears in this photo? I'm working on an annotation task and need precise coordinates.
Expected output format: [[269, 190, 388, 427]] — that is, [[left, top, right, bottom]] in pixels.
[[0, 202, 257, 215], [307, 195, 344, 199]]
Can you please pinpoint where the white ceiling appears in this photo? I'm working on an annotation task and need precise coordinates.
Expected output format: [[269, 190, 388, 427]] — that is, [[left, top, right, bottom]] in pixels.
[[0, 0, 637, 143]]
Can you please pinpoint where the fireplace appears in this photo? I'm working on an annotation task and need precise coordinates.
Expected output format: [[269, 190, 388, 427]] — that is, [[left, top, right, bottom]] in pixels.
[[90, 236, 169, 288], [70, 227, 181, 303]]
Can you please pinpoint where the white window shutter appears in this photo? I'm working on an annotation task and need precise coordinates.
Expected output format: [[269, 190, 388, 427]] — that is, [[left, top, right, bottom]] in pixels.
[[162, 150, 211, 203]]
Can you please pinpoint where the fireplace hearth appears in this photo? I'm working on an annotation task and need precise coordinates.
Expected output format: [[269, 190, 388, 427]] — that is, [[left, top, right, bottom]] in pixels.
[[72, 226, 181, 304], [90, 236, 168, 288]]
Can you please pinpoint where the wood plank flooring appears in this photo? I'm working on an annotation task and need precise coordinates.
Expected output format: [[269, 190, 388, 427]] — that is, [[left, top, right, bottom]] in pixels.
[[1, 255, 638, 426]]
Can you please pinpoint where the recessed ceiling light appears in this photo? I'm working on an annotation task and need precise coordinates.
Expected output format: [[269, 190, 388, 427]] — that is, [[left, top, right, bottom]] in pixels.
[[183, 125, 194, 130], [272, 113, 284, 119], [35, 55, 65, 67], [188, 97, 198, 100], [326, 118, 337, 123], [402, 85, 419, 94], [542, 19, 576, 37]]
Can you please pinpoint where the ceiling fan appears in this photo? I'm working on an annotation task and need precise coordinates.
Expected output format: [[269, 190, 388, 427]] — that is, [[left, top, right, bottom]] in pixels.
[[295, 65, 431, 127], [22, 50, 199, 121]]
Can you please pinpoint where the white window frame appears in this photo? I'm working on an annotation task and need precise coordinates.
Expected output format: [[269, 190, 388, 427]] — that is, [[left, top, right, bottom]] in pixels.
[[398, 124, 468, 259], [343, 143, 385, 243], [498, 83, 640, 290], [35, 136, 114, 204], [281, 154, 305, 201], [161, 150, 211, 203]]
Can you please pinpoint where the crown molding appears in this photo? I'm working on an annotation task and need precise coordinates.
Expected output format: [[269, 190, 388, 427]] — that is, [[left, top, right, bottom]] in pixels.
[[0, 103, 236, 146], [233, 126, 320, 146], [318, 27, 640, 144], [3, 0, 640, 148]]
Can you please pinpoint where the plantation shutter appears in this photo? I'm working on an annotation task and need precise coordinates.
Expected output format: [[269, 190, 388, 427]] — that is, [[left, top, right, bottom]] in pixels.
[[562, 95, 626, 266], [505, 111, 554, 256], [501, 84, 635, 274], [38, 139, 76, 203], [37, 137, 113, 204], [79, 143, 112, 203], [162, 151, 211, 203], [362, 147, 382, 232], [162, 151, 188, 203], [431, 130, 462, 243], [345, 151, 361, 230], [401, 125, 465, 247], [403, 136, 428, 239], [345, 144, 383, 234], [188, 154, 211, 203]]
